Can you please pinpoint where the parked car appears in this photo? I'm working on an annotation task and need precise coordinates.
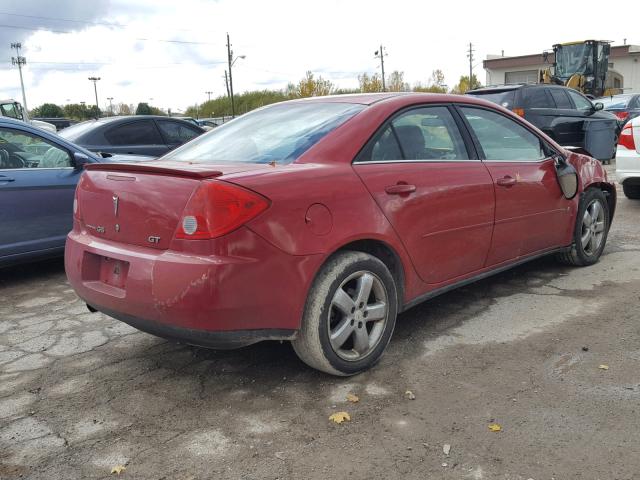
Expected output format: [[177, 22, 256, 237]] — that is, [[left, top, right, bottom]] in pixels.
[[59, 115, 205, 157], [196, 118, 220, 130], [598, 93, 640, 127], [0, 117, 150, 266], [66, 93, 615, 375], [1, 99, 57, 133], [466, 84, 619, 162], [33, 117, 76, 131], [616, 116, 640, 199]]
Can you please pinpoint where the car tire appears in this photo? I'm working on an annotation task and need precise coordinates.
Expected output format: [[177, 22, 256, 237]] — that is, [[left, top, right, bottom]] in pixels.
[[557, 188, 610, 266], [623, 184, 640, 200], [292, 251, 398, 376]]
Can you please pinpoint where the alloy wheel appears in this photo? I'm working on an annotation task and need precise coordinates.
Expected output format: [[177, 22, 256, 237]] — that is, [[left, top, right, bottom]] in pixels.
[[580, 199, 606, 256]]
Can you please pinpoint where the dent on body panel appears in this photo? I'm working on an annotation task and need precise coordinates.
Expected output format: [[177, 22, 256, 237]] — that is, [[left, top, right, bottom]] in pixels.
[[567, 152, 606, 190]]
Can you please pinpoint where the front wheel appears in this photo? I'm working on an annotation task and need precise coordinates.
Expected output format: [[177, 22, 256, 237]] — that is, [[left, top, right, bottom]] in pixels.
[[292, 251, 398, 376], [557, 188, 610, 266]]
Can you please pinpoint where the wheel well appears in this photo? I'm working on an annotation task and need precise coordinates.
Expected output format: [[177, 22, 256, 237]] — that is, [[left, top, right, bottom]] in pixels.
[[586, 182, 616, 222], [336, 240, 405, 308]]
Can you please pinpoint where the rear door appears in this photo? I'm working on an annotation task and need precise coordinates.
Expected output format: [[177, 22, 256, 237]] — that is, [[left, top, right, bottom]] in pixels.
[[520, 87, 560, 138], [458, 106, 572, 265], [353, 105, 495, 285], [0, 126, 79, 258], [101, 120, 169, 156]]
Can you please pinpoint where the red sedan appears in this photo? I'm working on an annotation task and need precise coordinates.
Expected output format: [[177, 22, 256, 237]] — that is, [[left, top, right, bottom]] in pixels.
[[65, 93, 615, 375]]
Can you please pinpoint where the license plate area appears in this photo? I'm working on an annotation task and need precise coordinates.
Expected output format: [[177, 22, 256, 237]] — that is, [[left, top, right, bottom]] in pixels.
[[99, 257, 129, 289]]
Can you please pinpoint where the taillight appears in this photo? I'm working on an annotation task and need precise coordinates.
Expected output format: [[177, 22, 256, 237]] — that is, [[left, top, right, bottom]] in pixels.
[[615, 111, 630, 121], [175, 181, 269, 240], [513, 108, 525, 117], [619, 123, 636, 150], [73, 187, 81, 221]]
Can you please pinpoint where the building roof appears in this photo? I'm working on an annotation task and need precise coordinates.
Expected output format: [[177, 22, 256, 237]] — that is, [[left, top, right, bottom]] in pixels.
[[484, 44, 640, 70]]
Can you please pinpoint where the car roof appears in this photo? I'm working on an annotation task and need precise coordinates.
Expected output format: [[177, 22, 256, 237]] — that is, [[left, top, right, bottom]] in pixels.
[[87, 115, 189, 125]]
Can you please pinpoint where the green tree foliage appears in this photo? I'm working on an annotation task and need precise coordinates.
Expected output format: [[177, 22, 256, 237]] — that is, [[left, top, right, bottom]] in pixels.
[[62, 103, 100, 121], [114, 103, 134, 115], [185, 89, 290, 118], [386, 71, 410, 92], [449, 74, 482, 94], [358, 73, 383, 93], [31, 103, 64, 118], [135, 102, 152, 115]]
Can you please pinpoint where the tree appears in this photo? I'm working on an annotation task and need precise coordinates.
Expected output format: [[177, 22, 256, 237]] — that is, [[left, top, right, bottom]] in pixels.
[[135, 102, 152, 115], [413, 69, 447, 93], [31, 103, 64, 118], [449, 74, 482, 94], [115, 103, 133, 115], [291, 71, 333, 98], [63, 103, 93, 121], [358, 73, 383, 93], [386, 71, 409, 92]]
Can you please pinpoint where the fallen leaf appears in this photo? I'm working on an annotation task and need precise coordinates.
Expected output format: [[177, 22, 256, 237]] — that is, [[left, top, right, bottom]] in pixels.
[[111, 465, 126, 475], [346, 393, 359, 403], [488, 423, 502, 432], [329, 411, 351, 424], [274, 451, 286, 461], [599, 365, 609, 370], [404, 390, 416, 400], [443, 443, 451, 455]]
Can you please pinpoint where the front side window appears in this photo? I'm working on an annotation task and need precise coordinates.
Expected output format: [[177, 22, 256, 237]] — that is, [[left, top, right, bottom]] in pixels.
[[566, 90, 594, 111], [157, 120, 201, 144], [461, 107, 546, 161], [358, 106, 469, 162], [0, 102, 21, 120], [0, 128, 72, 169], [164, 102, 365, 164], [104, 120, 163, 146]]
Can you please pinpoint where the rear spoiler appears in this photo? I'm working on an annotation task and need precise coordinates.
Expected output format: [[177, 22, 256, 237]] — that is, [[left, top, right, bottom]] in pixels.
[[84, 162, 223, 179]]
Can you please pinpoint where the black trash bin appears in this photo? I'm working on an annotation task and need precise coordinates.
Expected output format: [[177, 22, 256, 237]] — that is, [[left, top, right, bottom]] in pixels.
[[583, 118, 617, 162]]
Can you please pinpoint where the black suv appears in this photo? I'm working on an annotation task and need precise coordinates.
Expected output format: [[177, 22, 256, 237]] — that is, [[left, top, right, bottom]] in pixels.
[[467, 84, 618, 162]]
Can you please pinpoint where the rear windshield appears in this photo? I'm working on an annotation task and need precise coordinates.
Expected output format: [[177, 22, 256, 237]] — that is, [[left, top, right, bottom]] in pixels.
[[599, 95, 634, 109], [163, 102, 365, 164], [58, 120, 99, 141], [467, 90, 516, 109]]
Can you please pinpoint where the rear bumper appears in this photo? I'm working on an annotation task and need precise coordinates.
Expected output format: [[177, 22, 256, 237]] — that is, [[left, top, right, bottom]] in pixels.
[[65, 228, 321, 345], [616, 147, 640, 184]]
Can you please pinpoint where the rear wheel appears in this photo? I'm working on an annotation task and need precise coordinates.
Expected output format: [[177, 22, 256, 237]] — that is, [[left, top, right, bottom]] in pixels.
[[292, 251, 398, 376], [623, 183, 640, 200], [557, 188, 610, 266]]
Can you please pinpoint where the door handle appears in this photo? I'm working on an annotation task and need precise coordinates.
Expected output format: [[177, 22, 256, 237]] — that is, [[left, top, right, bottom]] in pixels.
[[385, 183, 416, 195], [0, 176, 15, 183], [496, 176, 517, 187]]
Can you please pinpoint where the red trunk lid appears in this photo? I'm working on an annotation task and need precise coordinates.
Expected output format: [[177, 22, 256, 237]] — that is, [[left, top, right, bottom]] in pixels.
[[78, 161, 269, 249]]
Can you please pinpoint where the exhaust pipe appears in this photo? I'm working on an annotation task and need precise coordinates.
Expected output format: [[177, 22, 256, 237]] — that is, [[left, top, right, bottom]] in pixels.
[[86, 304, 98, 313]]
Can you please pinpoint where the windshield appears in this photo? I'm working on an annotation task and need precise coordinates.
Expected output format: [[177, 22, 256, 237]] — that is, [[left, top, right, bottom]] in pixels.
[[555, 44, 594, 80], [599, 95, 634, 109], [163, 102, 365, 164], [58, 120, 99, 141], [467, 90, 516, 109], [0, 102, 22, 120]]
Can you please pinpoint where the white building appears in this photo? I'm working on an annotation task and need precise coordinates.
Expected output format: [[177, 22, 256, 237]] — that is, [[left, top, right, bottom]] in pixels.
[[484, 44, 640, 93]]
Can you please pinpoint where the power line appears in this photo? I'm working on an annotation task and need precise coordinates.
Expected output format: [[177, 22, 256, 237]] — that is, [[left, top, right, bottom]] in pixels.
[[0, 23, 218, 45]]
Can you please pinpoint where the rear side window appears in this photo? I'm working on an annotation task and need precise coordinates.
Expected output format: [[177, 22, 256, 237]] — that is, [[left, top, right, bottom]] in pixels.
[[104, 120, 163, 146], [522, 88, 554, 108], [549, 89, 573, 109], [461, 107, 545, 161], [358, 106, 469, 162], [157, 120, 202, 144], [566, 90, 594, 111]]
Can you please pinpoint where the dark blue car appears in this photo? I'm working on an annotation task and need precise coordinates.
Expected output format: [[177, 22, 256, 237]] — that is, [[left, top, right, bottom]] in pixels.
[[0, 117, 148, 266]]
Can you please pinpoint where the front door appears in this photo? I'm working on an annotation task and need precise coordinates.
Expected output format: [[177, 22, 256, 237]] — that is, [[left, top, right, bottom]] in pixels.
[[0, 126, 79, 259], [353, 105, 495, 285], [458, 106, 572, 266]]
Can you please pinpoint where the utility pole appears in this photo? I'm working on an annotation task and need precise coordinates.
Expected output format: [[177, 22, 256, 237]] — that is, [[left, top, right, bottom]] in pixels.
[[374, 45, 387, 91], [226, 33, 235, 118], [107, 96, 114, 116], [224, 71, 230, 98], [11, 42, 29, 120], [467, 42, 475, 90], [88, 76, 100, 118]]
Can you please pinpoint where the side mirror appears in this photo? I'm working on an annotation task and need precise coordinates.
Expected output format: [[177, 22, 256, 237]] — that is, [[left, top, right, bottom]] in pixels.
[[72, 152, 91, 169], [554, 155, 579, 199], [594, 102, 604, 111]]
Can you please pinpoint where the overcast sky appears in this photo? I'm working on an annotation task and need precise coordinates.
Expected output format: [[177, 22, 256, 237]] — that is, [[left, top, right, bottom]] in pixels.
[[0, 0, 636, 113]]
